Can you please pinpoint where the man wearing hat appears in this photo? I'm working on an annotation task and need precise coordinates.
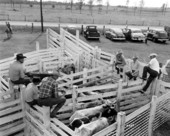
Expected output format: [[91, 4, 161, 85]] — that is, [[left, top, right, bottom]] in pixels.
[[139, 53, 159, 94], [38, 70, 66, 118], [25, 77, 41, 108], [125, 55, 140, 80], [115, 49, 126, 78], [9, 53, 30, 86]]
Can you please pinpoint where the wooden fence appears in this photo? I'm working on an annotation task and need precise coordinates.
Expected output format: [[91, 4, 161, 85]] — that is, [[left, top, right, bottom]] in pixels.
[[0, 85, 26, 136], [47, 28, 114, 71], [21, 79, 170, 136]]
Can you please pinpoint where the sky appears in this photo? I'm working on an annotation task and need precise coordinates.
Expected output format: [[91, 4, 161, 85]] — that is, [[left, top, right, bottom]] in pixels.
[[38, 0, 169, 8]]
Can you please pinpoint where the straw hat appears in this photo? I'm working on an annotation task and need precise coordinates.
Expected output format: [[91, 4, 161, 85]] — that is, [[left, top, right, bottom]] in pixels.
[[149, 53, 157, 57], [132, 55, 138, 60], [116, 49, 123, 55]]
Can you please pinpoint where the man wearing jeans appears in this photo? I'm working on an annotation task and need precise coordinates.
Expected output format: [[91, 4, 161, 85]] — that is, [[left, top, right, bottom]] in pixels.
[[139, 53, 159, 94], [37, 72, 66, 118]]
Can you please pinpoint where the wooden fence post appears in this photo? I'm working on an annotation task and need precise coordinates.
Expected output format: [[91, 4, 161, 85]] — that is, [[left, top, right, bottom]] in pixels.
[[117, 79, 123, 112], [20, 85, 28, 136], [150, 78, 158, 99], [72, 85, 78, 112], [116, 112, 126, 136], [42, 106, 50, 129], [148, 96, 157, 136], [76, 30, 79, 39], [46, 29, 49, 49], [83, 68, 88, 84], [36, 41, 40, 51]]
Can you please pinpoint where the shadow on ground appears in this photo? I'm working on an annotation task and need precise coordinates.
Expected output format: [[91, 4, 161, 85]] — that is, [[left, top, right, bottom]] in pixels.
[[153, 121, 170, 136]]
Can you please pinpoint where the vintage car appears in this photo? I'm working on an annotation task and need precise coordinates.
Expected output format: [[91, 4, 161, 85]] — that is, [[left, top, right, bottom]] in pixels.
[[65, 25, 79, 36], [84, 26, 100, 40], [122, 27, 145, 42], [147, 28, 169, 43], [105, 28, 126, 41], [164, 26, 170, 40]]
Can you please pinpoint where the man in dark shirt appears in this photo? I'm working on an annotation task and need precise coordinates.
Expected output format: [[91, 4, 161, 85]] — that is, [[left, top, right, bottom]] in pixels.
[[38, 72, 66, 118]]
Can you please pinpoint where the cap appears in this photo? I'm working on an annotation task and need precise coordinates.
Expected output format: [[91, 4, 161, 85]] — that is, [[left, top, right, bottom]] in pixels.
[[16, 53, 26, 60], [132, 55, 138, 59], [116, 49, 123, 55], [149, 53, 157, 57]]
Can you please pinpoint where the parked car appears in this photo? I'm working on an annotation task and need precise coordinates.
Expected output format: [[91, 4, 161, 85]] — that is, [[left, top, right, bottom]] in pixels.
[[122, 27, 145, 42], [84, 26, 100, 40], [105, 28, 126, 41], [147, 28, 169, 43], [65, 25, 78, 36]]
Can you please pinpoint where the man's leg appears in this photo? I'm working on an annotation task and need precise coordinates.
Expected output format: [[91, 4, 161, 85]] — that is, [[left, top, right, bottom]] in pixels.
[[50, 97, 66, 117], [142, 66, 149, 80], [38, 97, 66, 117], [125, 71, 133, 80], [143, 76, 155, 92]]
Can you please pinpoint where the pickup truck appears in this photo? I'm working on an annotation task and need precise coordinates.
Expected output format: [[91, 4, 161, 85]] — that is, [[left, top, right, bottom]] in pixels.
[[84, 26, 100, 40]]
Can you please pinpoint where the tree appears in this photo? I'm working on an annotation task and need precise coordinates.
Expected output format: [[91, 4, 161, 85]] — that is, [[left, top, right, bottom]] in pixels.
[[96, 0, 103, 14], [126, 0, 130, 14], [78, 0, 84, 14], [70, 0, 73, 12], [139, 0, 144, 14], [106, 0, 110, 14], [161, 3, 168, 15], [88, 0, 94, 16]]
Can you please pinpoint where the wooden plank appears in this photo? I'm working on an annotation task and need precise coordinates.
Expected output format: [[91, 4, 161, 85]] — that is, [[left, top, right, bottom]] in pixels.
[[120, 100, 150, 111], [0, 123, 25, 136], [51, 123, 69, 136], [0, 105, 22, 117], [0, 119, 23, 131], [25, 112, 52, 136], [51, 118, 74, 135], [77, 91, 117, 102], [93, 123, 117, 136], [0, 112, 24, 125], [116, 112, 126, 136], [0, 99, 20, 110]]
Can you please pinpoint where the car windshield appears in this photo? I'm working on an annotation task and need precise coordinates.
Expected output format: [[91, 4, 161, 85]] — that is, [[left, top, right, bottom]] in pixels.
[[131, 30, 142, 33], [88, 26, 96, 29]]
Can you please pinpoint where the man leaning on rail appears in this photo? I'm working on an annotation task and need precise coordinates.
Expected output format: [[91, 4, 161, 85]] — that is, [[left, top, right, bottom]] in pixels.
[[37, 70, 66, 118], [139, 53, 160, 94], [9, 53, 31, 86]]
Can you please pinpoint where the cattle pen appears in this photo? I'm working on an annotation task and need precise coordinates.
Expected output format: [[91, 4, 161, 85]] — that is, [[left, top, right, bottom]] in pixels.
[[0, 28, 170, 136]]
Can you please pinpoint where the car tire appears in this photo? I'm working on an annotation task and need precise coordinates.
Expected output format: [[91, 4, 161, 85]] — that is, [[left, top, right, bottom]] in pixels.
[[163, 41, 166, 43], [86, 35, 89, 40]]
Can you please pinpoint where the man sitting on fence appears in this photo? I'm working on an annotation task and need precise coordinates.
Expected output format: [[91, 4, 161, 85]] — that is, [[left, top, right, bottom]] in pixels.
[[37, 70, 66, 118], [114, 49, 126, 78], [125, 55, 140, 80], [139, 53, 159, 94], [25, 77, 41, 108], [9, 53, 31, 86]]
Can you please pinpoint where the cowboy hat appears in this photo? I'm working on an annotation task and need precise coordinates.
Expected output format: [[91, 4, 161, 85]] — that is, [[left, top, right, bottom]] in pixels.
[[149, 53, 157, 57], [16, 53, 26, 60]]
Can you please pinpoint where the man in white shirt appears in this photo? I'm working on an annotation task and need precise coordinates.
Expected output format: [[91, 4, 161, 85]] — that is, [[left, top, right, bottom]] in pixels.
[[125, 56, 140, 80], [25, 77, 41, 107], [139, 53, 159, 94]]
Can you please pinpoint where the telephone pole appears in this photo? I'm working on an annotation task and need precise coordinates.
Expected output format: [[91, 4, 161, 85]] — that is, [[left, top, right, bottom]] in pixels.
[[40, 0, 44, 32]]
